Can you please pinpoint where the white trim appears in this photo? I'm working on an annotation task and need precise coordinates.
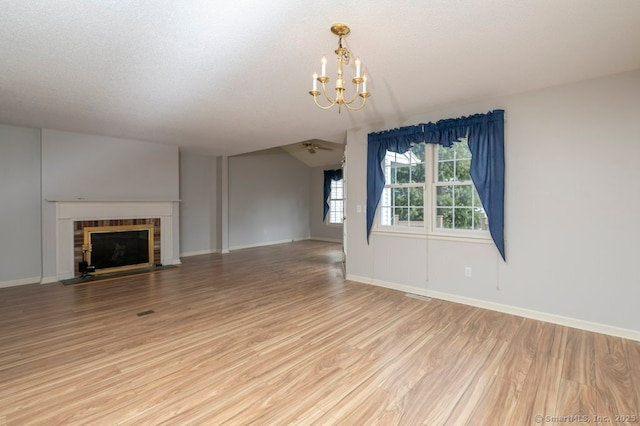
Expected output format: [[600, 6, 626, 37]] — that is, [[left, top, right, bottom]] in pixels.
[[40, 276, 59, 285], [346, 274, 640, 342], [426, 233, 493, 244], [229, 237, 311, 251], [180, 249, 218, 257], [310, 237, 343, 244], [371, 230, 492, 244], [347, 274, 428, 295], [0, 276, 41, 288]]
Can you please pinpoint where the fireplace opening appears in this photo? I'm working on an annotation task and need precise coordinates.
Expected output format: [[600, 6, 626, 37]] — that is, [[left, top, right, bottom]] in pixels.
[[84, 224, 154, 274]]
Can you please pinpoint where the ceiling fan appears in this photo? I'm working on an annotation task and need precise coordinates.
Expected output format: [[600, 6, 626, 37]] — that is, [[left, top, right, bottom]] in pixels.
[[302, 141, 333, 154]]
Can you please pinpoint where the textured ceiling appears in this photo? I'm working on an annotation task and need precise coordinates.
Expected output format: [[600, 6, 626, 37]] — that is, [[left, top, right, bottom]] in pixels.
[[1, 1, 639, 157]]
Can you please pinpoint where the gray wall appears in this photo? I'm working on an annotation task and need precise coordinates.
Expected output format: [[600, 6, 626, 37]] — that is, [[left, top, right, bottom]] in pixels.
[[228, 150, 310, 249], [345, 69, 640, 336], [0, 125, 42, 286], [41, 129, 179, 201], [179, 150, 216, 256]]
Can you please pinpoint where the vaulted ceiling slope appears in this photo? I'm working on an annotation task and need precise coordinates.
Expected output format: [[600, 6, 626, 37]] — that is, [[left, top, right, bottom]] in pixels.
[[1, 1, 639, 156]]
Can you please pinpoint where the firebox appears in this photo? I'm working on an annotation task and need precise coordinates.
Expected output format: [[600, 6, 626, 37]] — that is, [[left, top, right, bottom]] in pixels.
[[83, 224, 155, 274]]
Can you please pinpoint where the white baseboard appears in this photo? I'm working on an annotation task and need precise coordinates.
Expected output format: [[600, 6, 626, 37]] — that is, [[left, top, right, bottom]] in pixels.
[[230, 237, 311, 251], [41, 276, 59, 285], [180, 249, 218, 258], [310, 237, 343, 244], [0, 276, 41, 288], [346, 274, 640, 342]]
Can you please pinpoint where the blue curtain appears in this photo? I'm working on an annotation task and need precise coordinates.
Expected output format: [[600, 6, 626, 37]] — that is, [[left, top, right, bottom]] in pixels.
[[366, 110, 506, 260], [323, 169, 343, 221]]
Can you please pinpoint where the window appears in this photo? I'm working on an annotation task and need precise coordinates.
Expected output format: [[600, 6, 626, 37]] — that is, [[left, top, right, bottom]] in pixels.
[[328, 178, 344, 224], [378, 139, 487, 233], [380, 144, 425, 227], [435, 139, 488, 231]]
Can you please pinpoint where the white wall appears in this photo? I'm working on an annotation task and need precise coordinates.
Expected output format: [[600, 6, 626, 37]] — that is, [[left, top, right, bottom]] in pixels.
[[179, 150, 217, 256], [346, 69, 640, 338], [309, 165, 343, 242], [228, 150, 310, 249], [0, 125, 42, 286]]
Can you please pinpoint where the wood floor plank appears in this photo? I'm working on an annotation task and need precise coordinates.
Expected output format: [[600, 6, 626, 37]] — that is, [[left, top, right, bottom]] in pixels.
[[0, 240, 638, 425]]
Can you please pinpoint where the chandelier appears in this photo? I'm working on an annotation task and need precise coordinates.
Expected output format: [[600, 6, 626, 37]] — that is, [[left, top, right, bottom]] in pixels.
[[309, 23, 370, 113]]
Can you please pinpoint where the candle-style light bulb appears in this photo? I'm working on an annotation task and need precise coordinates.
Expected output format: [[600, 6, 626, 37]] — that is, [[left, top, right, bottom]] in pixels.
[[312, 72, 318, 91], [355, 58, 361, 78], [362, 75, 367, 92], [321, 56, 327, 77]]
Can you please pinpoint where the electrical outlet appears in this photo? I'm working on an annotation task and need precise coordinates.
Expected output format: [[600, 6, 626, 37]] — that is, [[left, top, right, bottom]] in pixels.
[[464, 267, 472, 278]]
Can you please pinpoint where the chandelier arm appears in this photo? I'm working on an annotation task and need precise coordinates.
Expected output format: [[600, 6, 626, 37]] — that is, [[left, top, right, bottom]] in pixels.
[[343, 85, 363, 105], [312, 94, 337, 110], [320, 81, 339, 105], [340, 95, 367, 111]]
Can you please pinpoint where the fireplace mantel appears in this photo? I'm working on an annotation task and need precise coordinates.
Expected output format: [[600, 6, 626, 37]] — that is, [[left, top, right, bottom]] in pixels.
[[50, 200, 181, 281]]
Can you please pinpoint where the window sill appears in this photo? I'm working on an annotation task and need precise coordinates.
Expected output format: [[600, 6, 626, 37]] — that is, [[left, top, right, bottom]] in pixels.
[[372, 228, 492, 244]]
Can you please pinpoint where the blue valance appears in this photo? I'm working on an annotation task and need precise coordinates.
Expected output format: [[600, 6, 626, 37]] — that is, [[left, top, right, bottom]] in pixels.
[[323, 169, 343, 221], [366, 109, 505, 260]]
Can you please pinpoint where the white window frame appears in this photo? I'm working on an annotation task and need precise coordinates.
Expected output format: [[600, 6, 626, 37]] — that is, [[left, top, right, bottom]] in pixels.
[[327, 178, 344, 225], [375, 140, 490, 240]]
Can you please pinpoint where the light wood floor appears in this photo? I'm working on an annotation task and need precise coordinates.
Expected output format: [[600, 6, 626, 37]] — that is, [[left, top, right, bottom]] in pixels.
[[1, 241, 638, 425]]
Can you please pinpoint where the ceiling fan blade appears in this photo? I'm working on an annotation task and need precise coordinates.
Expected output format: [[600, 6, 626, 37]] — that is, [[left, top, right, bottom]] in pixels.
[[316, 146, 333, 151]]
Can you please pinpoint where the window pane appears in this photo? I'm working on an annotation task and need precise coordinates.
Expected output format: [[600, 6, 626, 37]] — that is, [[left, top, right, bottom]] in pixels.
[[477, 210, 489, 231], [393, 207, 409, 223], [454, 208, 473, 229], [454, 139, 472, 159], [436, 186, 453, 207], [327, 179, 344, 224], [473, 188, 482, 207], [381, 145, 426, 229], [455, 159, 471, 181], [410, 207, 424, 226], [329, 200, 343, 224], [438, 161, 454, 182], [412, 143, 426, 162], [331, 182, 343, 199], [436, 208, 453, 229], [409, 187, 424, 206], [454, 185, 472, 207], [393, 188, 408, 206], [411, 163, 425, 183], [392, 165, 410, 184], [438, 144, 454, 161]]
